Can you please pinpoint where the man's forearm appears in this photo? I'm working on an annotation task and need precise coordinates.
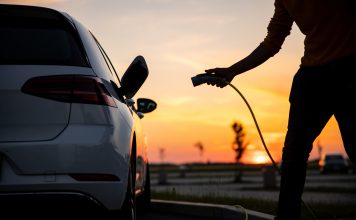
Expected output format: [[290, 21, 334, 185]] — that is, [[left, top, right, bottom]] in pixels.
[[229, 43, 275, 76]]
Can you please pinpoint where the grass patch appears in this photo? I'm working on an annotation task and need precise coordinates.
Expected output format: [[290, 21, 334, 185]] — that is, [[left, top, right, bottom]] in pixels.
[[152, 190, 356, 219], [150, 163, 266, 173], [240, 186, 356, 194]]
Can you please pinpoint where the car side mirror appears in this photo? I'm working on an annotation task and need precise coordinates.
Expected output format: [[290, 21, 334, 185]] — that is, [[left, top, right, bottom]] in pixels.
[[137, 98, 157, 114], [120, 56, 148, 99]]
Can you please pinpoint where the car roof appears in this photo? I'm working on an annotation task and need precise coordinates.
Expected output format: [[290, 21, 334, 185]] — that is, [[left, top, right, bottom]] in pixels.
[[0, 4, 74, 27]]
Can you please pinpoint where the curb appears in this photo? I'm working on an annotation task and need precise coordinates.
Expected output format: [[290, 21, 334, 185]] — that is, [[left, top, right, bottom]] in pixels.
[[151, 199, 275, 220]]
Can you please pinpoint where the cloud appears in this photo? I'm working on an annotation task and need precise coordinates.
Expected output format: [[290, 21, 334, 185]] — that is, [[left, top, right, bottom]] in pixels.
[[264, 132, 285, 143], [167, 55, 205, 71], [162, 96, 194, 106], [143, 0, 173, 3]]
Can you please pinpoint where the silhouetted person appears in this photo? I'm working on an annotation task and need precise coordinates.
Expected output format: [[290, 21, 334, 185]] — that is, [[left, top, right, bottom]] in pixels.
[[204, 1, 356, 219]]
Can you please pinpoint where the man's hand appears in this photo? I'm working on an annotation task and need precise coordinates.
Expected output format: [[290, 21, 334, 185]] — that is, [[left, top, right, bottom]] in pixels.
[[204, 67, 235, 88]]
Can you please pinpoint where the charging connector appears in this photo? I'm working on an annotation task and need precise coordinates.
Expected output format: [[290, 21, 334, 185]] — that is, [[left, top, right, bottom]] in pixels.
[[191, 73, 227, 87]]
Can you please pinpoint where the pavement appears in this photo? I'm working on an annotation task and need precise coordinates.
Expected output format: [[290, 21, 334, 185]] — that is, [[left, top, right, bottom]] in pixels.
[[145, 199, 275, 220]]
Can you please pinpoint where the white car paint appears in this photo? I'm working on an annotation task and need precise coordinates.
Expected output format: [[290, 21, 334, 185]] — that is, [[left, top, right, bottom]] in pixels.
[[0, 4, 151, 213]]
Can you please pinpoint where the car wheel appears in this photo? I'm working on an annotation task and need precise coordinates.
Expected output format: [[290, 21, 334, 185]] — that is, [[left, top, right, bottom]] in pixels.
[[120, 156, 136, 220], [137, 163, 151, 212]]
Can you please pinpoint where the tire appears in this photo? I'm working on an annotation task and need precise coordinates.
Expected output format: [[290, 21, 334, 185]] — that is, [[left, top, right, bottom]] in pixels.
[[120, 156, 136, 220], [137, 163, 151, 213]]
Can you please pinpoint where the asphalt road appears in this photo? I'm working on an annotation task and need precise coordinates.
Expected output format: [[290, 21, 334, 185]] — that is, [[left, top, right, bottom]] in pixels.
[[138, 212, 210, 220]]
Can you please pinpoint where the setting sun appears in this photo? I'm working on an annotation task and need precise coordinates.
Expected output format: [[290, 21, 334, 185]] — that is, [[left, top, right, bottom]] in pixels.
[[251, 151, 270, 164], [253, 155, 269, 164]]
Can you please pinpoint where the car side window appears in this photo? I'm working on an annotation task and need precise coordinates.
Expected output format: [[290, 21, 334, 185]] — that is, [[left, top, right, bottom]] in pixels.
[[90, 33, 121, 85]]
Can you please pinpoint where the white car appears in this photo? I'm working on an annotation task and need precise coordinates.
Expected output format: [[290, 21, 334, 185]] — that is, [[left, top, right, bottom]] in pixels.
[[0, 4, 156, 218]]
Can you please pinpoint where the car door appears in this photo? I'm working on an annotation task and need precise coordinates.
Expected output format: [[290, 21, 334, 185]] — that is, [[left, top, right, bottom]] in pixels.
[[90, 35, 147, 193]]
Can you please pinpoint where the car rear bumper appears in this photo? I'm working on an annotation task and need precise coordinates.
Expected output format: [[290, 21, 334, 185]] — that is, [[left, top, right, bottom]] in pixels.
[[0, 159, 127, 210], [0, 191, 105, 211], [0, 124, 130, 210]]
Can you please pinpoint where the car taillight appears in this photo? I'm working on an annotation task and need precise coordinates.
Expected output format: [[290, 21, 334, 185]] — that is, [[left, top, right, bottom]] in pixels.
[[22, 75, 117, 107]]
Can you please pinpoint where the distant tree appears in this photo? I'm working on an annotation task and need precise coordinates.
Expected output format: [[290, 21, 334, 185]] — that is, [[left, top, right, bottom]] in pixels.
[[158, 147, 167, 185], [317, 139, 323, 160], [194, 142, 204, 162], [231, 121, 248, 182], [159, 147, 166, 163]]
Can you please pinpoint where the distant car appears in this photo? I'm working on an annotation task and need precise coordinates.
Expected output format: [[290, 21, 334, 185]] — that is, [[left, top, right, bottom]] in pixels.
[[0, 4, 156, 218], [319, 154, 349, 174]]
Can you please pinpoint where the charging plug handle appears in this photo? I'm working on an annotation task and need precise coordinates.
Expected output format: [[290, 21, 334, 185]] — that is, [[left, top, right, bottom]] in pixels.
[[191, 73, 226, 87]]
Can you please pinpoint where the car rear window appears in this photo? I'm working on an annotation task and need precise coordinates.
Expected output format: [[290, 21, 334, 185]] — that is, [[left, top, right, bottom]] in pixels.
[[0, 5, 88, 66]]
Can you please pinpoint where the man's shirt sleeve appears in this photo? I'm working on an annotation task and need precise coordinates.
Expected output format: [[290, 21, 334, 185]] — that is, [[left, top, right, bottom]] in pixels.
[[262, 0, 294, 56]]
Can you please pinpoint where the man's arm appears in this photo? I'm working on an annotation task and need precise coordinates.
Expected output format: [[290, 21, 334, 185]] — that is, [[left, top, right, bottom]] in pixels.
[[205, 43, 274, 87], [205, 0, 293, 88], [229, 43, 275, 75]]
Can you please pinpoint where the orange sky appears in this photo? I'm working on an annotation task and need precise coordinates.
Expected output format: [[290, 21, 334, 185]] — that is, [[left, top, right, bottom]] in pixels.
[[1, 0, 348, 164]]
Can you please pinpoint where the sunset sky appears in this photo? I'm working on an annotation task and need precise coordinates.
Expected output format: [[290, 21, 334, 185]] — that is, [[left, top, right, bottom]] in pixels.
[[1, 0, 348, 164]]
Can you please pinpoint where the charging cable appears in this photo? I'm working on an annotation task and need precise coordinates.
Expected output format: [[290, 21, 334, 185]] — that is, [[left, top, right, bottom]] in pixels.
[[191, 73, 279, 173], [191, 73, 318, 220], [227, 82, 281, 174]]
